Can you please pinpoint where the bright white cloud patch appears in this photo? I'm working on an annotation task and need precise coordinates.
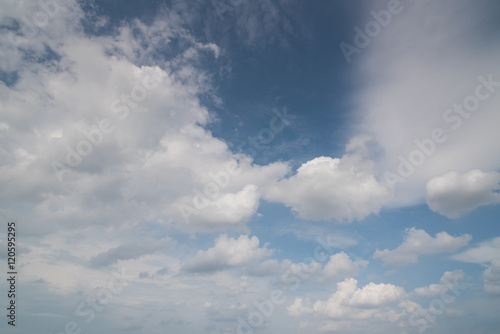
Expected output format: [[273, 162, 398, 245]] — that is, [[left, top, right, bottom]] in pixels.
[[265, 154, 392, 222], [426, 170, 500, 218], [288, 278, 405, 319], [319, 252, 368, 283], [373, 228, 471, 266], [183, 235, 272, 273]]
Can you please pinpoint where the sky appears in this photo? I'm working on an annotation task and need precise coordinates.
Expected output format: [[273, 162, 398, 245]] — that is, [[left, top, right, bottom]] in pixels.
[[0, 0, 500, 333]]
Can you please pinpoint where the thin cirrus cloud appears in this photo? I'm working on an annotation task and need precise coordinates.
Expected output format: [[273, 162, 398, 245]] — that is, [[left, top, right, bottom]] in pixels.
[[373, 228, 472, 266]]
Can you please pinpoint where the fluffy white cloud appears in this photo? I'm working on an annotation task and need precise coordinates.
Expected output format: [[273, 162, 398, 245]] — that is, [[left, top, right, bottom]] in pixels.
[[289, 278, 405, 319], [265, 154, 392, 222], [373, 228, 471, 266], [183, 235, 272, 273], [414, 270, 464, 296], [319, 252, 368, 283], [426, 170, 500, 218]]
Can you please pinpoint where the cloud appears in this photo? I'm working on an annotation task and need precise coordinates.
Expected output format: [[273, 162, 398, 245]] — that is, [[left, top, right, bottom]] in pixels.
[[288, 278, 405, 319], [183, 235, 272, 273], [89, 237, 173, 267], [0, 0, 294, 236], [373, 228, 471, 266], [264, 154, 392, 222], [426, 170, 500, 218], [414, 270, 464, 296], [349, 0, 500, 208], [319, 252, 368, 283], [483, 260, 500, 294], [453, 237, 500, 263]]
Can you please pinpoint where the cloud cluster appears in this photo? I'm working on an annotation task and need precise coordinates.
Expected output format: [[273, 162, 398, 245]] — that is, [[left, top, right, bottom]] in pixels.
[[288, 278, 405, 318], [373, 228, 471, 266], [0, 0, 295, 235], [426, 170, 500, 218]]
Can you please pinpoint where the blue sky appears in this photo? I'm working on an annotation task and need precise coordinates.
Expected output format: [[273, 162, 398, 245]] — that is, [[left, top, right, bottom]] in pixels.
[[1, 0, 500, 333]]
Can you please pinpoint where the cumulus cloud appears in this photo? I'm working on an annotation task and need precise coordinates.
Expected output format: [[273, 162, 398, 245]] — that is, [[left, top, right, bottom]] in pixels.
[[183, 235, 272, 273], [288, 278, 405, 319], [414, 270, 464, 296], [426, 170, 500, 218], [0, 0, 295, 236], [89, 237, 173, 267], [373, 228, 471, 266], [265, 154, 392, 222], [319, 252, 368, 283]]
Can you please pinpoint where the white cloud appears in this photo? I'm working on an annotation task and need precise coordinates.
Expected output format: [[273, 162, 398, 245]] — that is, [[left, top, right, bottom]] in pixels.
[[373, 228, 471, 266], [265, 154, 392, 222], [289, 278, 405, 319], [349, 0, 500, 208], [348, 281, 406, 307], [0, 1, 293, 236], [414, 270, 464, 296], [319, 252, 368, 283], [426, 170, 500, 218], [183, 235, 272, 273], [453, 238, 500, 295], [483, 260, 500, 294], [453, 237, 500, 263]]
